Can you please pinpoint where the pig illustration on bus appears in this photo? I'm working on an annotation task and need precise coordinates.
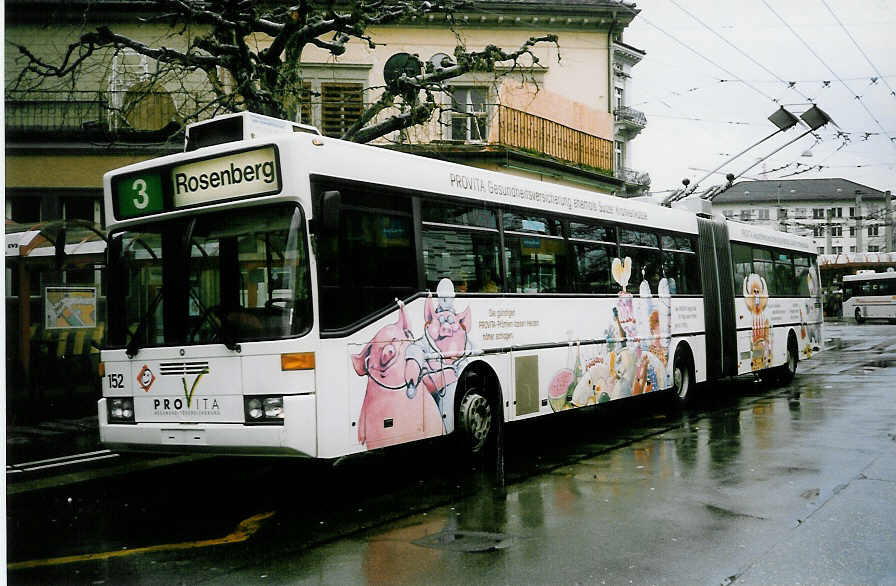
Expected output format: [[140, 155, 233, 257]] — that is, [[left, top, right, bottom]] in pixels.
[[352, 279, 475, 449]]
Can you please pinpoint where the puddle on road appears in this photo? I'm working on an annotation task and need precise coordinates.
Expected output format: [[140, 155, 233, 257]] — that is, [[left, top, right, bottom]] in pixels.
[[412, 530, 515, 552]]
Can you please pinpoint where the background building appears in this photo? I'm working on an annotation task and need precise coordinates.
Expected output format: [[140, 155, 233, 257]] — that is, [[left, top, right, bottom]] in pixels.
[[711, 178, 893, 255], [5, 0, 648, 420]]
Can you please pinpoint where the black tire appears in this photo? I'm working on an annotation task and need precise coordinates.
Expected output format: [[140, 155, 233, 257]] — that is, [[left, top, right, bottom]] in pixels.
[[776, 336, 799, 386], [855, 307, 865, 324], [672, 346, 695, 405]]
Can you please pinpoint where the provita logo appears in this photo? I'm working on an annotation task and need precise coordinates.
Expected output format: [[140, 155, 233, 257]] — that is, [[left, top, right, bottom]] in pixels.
[[181, 368, 209, 408]]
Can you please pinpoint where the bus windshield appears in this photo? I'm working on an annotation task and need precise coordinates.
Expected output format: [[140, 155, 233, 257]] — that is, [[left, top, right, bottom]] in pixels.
[[108, 203, 311, 350]]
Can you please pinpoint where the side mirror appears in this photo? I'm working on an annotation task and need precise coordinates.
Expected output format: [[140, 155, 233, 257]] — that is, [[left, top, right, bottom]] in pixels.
[[320, 190, 341, 233]]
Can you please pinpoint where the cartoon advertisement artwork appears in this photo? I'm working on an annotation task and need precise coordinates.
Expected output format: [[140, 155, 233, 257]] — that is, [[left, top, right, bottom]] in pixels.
[[352, 279, 475, 450], [743, 273, 773, 370], [547, 257, 673, 411]]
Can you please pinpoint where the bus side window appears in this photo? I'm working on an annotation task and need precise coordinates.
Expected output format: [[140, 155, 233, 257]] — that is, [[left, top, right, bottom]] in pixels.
[[794, 255, 811, 296], [620, 228, 662, 293], [732, 243, 752, 294], [503, 210, 571, 293], [661, 234, 700, 295], [773, 250, 796, 296], [752, 247, 775, 295], [316, 187, 416, 330], [569, 220, 617, 294], [422, 228, 500, 292], [421, 201, 500, 292]]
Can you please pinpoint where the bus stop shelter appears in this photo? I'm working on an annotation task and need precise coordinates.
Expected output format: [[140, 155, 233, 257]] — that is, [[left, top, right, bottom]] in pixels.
[[5, 220, 107, 423]]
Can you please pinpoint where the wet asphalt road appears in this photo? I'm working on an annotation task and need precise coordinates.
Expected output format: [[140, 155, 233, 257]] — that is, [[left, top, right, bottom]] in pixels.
[[7, 323, 896, 585]]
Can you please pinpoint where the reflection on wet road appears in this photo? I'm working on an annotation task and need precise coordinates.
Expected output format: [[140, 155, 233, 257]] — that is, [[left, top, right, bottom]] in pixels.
[[8, 324, 896, 585], [242, 324, 896, 585]]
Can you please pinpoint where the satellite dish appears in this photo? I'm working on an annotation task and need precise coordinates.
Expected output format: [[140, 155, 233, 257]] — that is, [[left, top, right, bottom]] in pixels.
[[429, 52, 454, 72], [384, 53, 422, 85]]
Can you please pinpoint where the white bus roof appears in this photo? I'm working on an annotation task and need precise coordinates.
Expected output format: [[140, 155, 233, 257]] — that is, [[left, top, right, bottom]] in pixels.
[[842, 270, 896, 282], [103, 115, 814, 255]]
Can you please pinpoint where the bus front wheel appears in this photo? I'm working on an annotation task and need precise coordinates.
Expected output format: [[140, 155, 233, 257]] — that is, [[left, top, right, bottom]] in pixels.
[[855, 307, 865, 324], [456, 388, 494, 456]]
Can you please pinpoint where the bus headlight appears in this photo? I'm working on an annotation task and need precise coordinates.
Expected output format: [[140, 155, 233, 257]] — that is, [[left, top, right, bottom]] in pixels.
[[108, 398, 135, 423], [263, 397, 283, 418], [244, 396, 284, 425]]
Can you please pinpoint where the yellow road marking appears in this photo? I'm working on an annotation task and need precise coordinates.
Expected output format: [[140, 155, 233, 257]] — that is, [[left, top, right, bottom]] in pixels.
[[8, 511, 275, 570]]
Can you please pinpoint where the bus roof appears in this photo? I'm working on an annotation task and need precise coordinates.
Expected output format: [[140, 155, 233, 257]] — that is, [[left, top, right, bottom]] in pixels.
[[842, 270, 896, 282], [102, 120, 814, 255]]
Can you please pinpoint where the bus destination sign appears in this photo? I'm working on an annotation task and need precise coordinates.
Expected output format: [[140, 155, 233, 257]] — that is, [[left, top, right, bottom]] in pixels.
[[171, 146, 280, 207], [113, 146, 281, 220]]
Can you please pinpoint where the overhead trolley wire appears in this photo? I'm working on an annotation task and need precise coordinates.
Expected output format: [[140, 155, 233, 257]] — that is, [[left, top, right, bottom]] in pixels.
[[820, 0, 896, 100], [760, 0, 896, 154], [637, 15, 780, 105], [667, 0, 814, 104]]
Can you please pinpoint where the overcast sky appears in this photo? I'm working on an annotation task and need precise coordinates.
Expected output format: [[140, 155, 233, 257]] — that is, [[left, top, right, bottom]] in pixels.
[[623, 0, 895, 196]]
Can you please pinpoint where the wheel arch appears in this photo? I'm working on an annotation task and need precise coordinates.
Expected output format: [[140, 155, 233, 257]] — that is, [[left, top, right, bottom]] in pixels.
[[455, 359, 503, 420]]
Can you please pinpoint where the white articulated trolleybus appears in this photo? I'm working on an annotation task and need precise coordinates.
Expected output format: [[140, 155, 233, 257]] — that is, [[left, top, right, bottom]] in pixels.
[[99, 112, 823, 459], [842, 270, 896, 323]]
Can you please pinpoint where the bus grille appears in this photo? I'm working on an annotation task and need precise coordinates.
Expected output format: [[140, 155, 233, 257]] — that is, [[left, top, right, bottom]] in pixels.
[[159, 361, 210, 376]]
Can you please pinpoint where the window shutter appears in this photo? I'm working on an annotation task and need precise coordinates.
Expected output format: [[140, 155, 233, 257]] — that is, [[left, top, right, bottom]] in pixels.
[[321, 82, 362, 138]]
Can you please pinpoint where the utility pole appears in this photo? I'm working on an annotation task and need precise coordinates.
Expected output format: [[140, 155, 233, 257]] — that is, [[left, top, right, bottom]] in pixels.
[[825, 208, 833, 254], [886, 190, 893, 253], [855, 190, 863, 253]]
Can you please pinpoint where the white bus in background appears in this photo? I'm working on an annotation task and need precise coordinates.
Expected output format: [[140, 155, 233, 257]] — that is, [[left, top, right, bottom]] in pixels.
[[98, 112, 823, 461], [842, 270, 896, 323]]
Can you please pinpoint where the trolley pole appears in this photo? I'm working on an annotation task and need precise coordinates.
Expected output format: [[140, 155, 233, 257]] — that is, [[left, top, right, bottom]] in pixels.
[[855, 191, 863, 253]]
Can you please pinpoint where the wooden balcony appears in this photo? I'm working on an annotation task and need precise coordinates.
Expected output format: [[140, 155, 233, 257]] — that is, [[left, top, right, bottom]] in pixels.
[[496, 105, 613, 174]]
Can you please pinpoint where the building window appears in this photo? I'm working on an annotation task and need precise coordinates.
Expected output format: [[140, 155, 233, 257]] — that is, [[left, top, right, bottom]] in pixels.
[[813, 208, 825, 219], [868, 224, 880, 236], [849, 207, 856, 217], [450, 87, 488, 142], [614, 140, 625, 172], [722, 209, 736, 218], [615, 86, 625, 110], [817, 247, 825, 254], [868, 245, 880, 252], [757, 208, 770, 220], [829, 207, 843, 218], [831, 225, 842, 237], [849, 226, 856, 237], [295, 71, 368, 138], [741, 209, 753, 220], [62, 197, 100, 223], [832, 246, 842, 254], [850, 246, 856, 252], [777, 208, 788, 220], [793, 208, 807, 219], [813, 225, 824, 237], [6, 196, 41, 223]]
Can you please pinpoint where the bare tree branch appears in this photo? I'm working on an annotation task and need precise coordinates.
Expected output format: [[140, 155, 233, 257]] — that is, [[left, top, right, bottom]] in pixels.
[[11, 1, 559, 144]]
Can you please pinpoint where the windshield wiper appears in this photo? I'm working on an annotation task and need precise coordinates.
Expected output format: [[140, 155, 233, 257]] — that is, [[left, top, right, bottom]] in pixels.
[[188, 289, 241, 352], [126, 287, 164, 358]]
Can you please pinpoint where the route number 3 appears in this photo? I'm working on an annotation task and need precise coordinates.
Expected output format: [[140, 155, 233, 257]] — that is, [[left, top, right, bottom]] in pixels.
[[131, 178, 150, 209]]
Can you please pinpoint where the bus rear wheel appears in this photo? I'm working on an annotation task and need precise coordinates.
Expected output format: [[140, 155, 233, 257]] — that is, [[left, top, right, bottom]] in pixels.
[[775, 336, 799, 386], [855, 307, 865, 324], [672, 346, 695, 405]]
